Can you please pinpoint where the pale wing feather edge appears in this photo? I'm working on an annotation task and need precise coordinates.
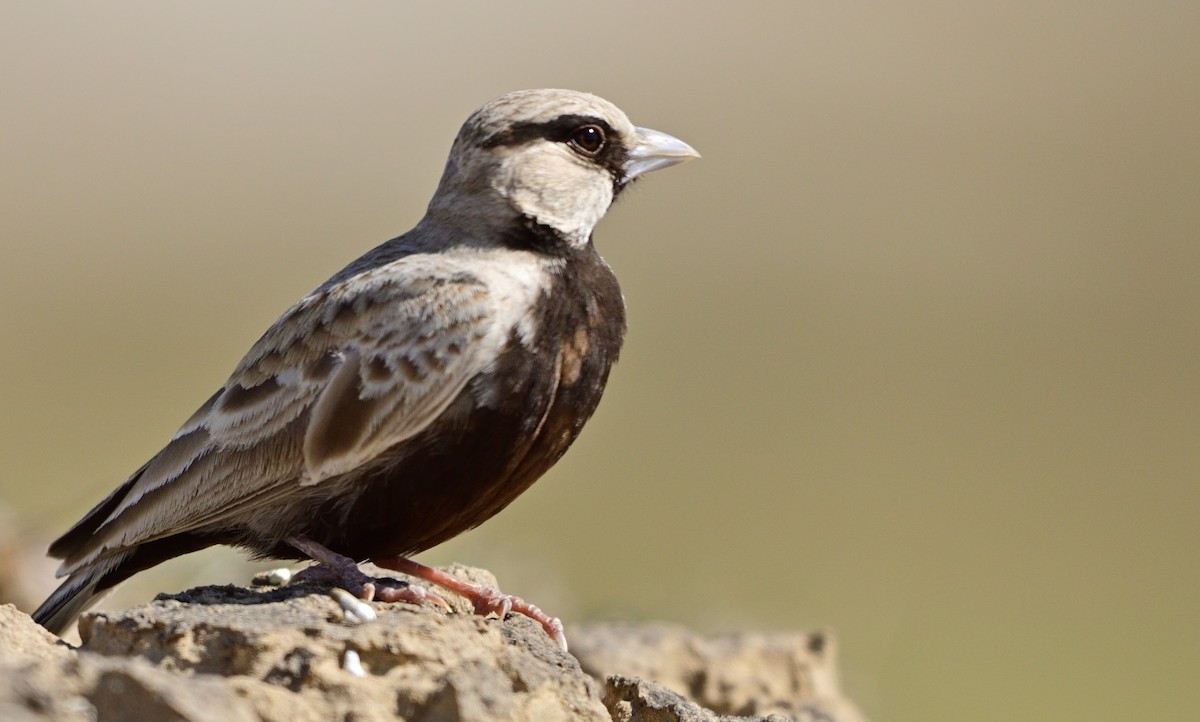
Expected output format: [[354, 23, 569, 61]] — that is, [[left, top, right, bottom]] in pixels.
[[66, 256, 504, 573]]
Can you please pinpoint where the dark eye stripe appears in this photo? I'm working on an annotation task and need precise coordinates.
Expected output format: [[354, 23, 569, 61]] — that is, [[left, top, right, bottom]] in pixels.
[[482, 114, 613, 148], [482, 114, 631, 192]]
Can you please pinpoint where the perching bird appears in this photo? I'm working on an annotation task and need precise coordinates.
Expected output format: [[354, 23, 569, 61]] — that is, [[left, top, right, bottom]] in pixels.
[[32, 89, 698, 649]]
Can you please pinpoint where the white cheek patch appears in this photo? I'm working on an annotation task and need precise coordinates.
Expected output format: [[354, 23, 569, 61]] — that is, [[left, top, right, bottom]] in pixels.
[[496, 146, 614, 247]]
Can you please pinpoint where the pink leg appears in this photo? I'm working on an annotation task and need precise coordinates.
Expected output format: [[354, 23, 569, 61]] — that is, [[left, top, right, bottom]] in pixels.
[[286, 536, 448, 609], [373, 554, 568, 653]]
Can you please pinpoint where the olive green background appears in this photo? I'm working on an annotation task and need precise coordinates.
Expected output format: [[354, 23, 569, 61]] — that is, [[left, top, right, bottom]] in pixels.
[[2, 3, 1198, 720]]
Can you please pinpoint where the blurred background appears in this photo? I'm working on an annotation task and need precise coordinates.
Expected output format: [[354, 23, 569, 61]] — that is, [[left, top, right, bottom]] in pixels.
[[2, 2, 1198, 720]]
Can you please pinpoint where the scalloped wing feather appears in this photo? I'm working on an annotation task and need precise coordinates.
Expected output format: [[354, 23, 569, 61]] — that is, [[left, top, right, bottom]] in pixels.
[[59, 252, 544, 575]]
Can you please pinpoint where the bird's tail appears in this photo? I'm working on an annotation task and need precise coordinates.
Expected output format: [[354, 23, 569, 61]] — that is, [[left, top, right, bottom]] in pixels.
[[32, 557, 123, 635], [33, 531, 219, 635]]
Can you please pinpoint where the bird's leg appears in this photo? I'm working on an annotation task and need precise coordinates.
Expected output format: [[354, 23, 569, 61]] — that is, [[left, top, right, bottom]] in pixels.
[[371, 554, 568, 652], [285, 535, 448, 608]]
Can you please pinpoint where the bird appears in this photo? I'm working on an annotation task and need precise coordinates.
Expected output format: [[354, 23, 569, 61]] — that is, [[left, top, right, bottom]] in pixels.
[[32, 88, 699, 650]]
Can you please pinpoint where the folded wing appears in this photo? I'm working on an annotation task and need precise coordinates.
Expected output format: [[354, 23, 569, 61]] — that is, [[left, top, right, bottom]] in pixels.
[[52, 256, 502, 577]]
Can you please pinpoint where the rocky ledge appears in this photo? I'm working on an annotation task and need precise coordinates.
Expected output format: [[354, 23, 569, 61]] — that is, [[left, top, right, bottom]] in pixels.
[[0, 565, 866, 722]]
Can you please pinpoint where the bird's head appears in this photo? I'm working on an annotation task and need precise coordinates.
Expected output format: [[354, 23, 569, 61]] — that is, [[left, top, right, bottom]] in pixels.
[[425, 89, 699, 250]]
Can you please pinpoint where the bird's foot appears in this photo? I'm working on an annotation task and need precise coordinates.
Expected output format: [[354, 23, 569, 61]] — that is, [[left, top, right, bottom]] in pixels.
[[372, 555, 568, 652], [286, 535, 449, 609]]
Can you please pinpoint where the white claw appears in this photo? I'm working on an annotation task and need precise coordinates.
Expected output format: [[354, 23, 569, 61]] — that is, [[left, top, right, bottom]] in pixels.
[[330, 587, 377, 623], [251, 566, 294, 587]]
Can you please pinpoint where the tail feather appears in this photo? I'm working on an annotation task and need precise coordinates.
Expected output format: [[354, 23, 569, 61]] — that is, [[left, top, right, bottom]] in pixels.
[[48, 462, 149, 569], [34, 532, 219, 635], [32, 559, 120, 635]]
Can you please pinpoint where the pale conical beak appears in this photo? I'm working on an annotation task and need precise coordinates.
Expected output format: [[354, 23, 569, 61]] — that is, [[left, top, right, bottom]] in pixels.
[[625, 126, 701, 181]]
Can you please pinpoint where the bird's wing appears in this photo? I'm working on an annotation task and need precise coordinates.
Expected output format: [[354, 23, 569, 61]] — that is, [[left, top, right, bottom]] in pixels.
[[56, 254, 507, 574], [218, 257, 499, 483]]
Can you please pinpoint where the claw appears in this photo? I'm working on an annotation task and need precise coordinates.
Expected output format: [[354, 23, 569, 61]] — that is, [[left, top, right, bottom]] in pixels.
[[374, 580, 451, 611], [330, 587, 376, 623], [372, 554, 570, 652], [286, 535, 443, 611], [284, 536, 565, 649]]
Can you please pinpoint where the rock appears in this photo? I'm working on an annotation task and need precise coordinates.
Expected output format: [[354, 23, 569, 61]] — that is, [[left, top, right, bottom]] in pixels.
[[0, 567, 868, 722], [603, 676, 797, 722], [0, 603, 70, 664], [571, 623, 866, 722], [0, 604, 258, 722], [78, 565, 609, 722]]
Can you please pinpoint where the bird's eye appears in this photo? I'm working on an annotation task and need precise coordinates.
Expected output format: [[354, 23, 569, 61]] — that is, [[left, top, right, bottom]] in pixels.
[[568, 125, 606, 155]]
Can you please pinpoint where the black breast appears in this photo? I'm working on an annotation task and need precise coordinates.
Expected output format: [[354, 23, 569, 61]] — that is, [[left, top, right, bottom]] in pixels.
[[289, 243, 627, 561]]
